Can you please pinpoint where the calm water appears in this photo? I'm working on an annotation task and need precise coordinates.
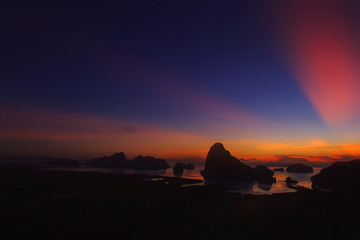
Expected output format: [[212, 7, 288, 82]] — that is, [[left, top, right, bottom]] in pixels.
[[39, 165, 323, 195]]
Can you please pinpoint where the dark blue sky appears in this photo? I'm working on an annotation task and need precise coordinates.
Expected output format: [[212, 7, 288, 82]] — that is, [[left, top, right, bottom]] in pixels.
[[2, 1, 360, 160]]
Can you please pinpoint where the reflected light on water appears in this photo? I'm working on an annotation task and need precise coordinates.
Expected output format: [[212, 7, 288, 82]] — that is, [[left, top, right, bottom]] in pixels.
[[40, 165, 322, 195]]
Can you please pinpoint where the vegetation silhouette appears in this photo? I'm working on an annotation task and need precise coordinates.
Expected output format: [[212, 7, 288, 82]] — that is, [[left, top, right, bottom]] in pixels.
[[172, 162, 194, 177]]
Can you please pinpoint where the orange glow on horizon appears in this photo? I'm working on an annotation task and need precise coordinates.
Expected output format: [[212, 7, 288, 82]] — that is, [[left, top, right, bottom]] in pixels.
[[1, 106, 360, 162]]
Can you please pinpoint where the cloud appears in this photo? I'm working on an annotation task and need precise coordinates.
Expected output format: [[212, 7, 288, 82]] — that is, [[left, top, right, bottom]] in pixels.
[[122, 126, 137, 133], [311, 154, 359, 162], [108, 54, 265, 126], [273, 153, 360, 166], [242, 158, 258, 162], [274, 154, 310, 164], [0, 105, 208, 158], [306, 140, 342, 150]]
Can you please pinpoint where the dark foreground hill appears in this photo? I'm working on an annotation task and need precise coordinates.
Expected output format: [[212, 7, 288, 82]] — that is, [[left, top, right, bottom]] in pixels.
[[311, 159, 360, 190], [1, 167, 359, 240]]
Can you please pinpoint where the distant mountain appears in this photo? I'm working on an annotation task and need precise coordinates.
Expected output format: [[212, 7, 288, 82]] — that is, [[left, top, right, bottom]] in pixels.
[[131, 155, 170, 169], [86, 152, 170, 170], [86, 152, 127, 168]]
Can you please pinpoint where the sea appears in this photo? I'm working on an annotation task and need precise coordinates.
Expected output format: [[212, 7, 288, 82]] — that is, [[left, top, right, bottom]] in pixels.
[[38, 165, 323, 195]]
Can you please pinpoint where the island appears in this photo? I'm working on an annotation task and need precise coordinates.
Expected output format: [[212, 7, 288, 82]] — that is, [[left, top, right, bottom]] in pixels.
[[86, 152, 170, 170], [201, 143, 255, 182], [286, 163, 313, 173]]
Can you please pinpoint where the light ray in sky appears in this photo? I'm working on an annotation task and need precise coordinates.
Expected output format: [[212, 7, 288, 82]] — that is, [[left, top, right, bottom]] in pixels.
[[277, 0, 360, 125]]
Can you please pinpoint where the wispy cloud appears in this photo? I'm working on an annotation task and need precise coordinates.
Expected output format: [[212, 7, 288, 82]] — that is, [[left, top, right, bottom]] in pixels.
[[0, 106, 208, 158], [122, 126, 137, 133], [274, 153, 360, 163], [99, 53, 266, 127], [274, 154, 310, 164]]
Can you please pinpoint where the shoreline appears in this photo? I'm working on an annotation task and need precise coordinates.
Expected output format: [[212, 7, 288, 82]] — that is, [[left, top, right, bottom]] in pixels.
[[1, 166, 359, 239], [3, 164, 314, 195]]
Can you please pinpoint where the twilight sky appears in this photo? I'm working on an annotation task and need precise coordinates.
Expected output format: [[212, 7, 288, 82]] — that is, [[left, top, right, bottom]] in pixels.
[[2, 0, 360, 163]]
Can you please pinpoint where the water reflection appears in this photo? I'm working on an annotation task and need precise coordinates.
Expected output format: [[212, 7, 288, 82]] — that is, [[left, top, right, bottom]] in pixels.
[[39, 165, 322, 195]]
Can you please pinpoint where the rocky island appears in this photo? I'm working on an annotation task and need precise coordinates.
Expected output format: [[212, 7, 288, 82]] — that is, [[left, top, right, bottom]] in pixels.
[[253, 165, 276, 184], [86, 152, 170, 170], [201, 143, 275, 183], [201, 143, 255, 182], [173, 162, 195, 175], [286, 163, 313, 173]]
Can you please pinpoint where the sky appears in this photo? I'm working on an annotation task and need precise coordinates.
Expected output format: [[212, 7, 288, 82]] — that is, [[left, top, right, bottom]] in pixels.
[[2, 0, 360, 163]]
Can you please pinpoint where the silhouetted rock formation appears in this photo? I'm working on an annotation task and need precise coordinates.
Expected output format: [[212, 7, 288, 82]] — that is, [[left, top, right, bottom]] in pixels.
[[274, 168, 285, 172], [173, 162, 194, 171], [185, 162, 195, 169], [286, 163, 313, 173], [201, 143, 255, 182], [86, 153, 170, 170], [311, 159, 360, 190], [131, 155, 170, 169], [48, 159, 81, 166], [285, 177, 299, 184], [285, 177, 303, 190], [86, 152, 127, 168], [173, 165, 184, 176], [172, 162, 194, 176], [253, 165, 276, 184]]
